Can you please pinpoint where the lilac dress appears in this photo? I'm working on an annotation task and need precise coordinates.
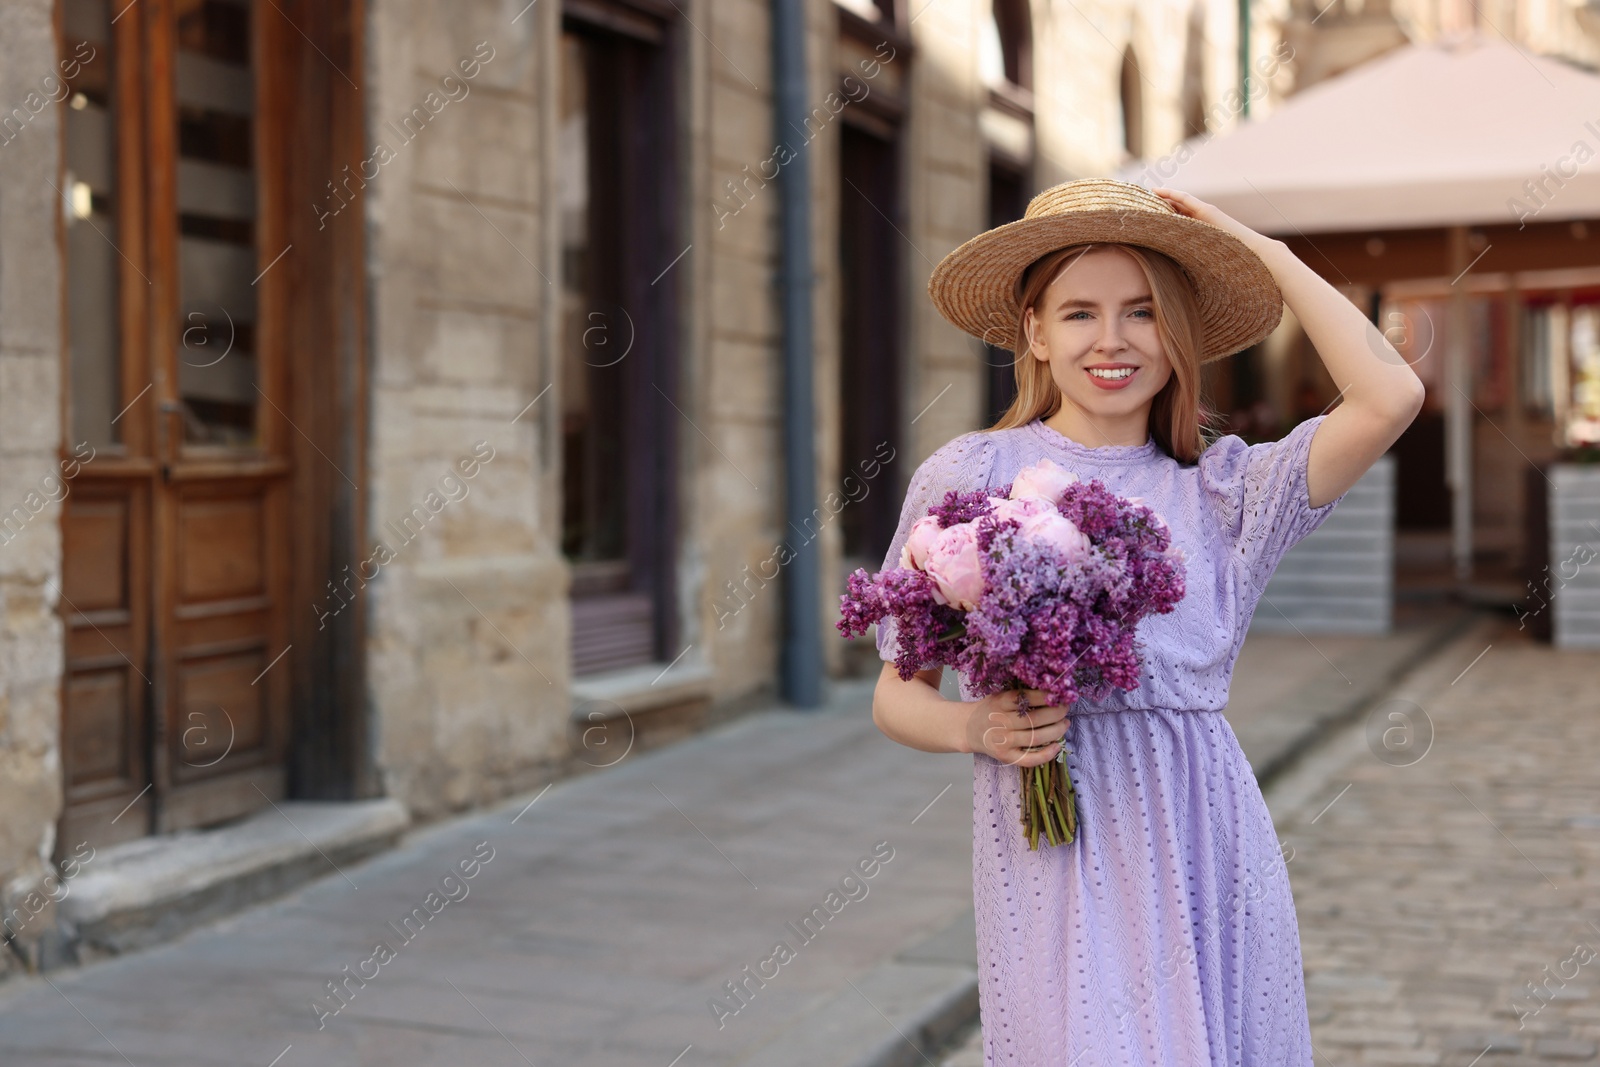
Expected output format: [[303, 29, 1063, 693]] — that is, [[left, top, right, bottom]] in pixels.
[[876, 415, 1347, 1066]]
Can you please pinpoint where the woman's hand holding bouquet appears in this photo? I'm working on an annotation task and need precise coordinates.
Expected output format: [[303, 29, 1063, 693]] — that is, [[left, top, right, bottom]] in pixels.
[[838, 458, 1187, 850]]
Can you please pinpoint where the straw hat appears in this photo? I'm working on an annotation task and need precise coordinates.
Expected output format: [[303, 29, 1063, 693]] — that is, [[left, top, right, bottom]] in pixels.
[[927, 178, 1283, 363]]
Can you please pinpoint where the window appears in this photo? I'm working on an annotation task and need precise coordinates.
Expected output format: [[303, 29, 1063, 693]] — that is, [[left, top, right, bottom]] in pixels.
[[979, 0, 1030, 90], [1522, 300, 1561, 420], [979, 1, 1033, 422], [839, 123, 903, 564], [559, 6, 680, 675], [1511, 290, 1600, 445], [173, 0, 260, 446], [1564, 301, 1600, 447], [558, 32, 626, 569], [990, 0, 1031, 91], [1180, 6, 1207, 139], [984, 161, 1027, 425], [980, 16, 1005, 88], [64, 0, 265, 451], [1120, 47, 1144, 158], [62, 0, 121, 449], [838, 0, 900, 25]]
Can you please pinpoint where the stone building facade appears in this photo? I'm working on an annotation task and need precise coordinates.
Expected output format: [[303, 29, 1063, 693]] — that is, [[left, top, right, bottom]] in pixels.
[[1283, 0, 1600, 90], [0, 0, 1287, 973]]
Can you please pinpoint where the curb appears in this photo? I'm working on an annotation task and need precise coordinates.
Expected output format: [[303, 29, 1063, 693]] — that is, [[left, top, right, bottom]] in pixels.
[[57, 799, 409, 964], [732, 910, 980, 1067], [1247, 605, 1479, 789]]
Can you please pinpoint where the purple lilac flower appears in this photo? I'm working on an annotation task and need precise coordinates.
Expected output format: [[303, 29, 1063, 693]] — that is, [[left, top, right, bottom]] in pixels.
[[927, 487, 997, 529], [836, 477, 1186, 708]]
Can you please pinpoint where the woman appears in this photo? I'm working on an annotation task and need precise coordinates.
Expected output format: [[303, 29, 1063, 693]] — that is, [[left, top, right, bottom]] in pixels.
[[870, 180, 1423, 1064]]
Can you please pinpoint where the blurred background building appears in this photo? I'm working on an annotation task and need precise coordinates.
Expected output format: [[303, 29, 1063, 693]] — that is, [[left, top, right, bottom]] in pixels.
[[1125, 2, 1600, 626], [1, 0, 1598, 971]]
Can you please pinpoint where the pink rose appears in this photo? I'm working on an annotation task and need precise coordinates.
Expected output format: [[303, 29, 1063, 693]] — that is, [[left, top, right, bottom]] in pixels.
[[923, 521, 985, 611], [1018, 510, 1092, 562], [899, 515, 943, 570], [1009, 458, 1079, 505], [988, 495, 1052, 527]]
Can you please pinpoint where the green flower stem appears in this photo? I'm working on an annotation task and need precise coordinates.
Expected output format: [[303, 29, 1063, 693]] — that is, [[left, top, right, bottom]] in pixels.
[[1009, 679, 1082, 851], [1032, 769, 1058, 848]]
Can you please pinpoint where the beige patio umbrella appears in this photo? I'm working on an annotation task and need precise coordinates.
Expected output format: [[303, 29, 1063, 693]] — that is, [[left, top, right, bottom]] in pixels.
[[1115, 33, 1600, 585], [1116, 33, 1600, 234]]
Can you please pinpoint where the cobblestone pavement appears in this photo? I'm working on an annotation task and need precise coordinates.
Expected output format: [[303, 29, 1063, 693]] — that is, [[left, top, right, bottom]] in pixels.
[[943, 613, 1600, 1065]]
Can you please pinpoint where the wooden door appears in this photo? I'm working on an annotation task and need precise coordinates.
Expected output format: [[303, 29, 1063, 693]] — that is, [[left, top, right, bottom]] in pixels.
[[59, 0, 294, 850]]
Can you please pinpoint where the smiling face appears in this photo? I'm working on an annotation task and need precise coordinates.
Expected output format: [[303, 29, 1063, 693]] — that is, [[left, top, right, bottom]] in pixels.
[[1021, 245, 1175, 442]]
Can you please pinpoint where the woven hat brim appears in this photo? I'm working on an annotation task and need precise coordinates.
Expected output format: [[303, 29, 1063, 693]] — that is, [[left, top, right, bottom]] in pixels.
[[927, 209, 1283, 363]]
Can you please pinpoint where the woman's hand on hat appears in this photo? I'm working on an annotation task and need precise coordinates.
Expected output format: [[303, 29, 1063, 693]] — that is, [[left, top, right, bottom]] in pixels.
[[1151, 187, 1273, 252]]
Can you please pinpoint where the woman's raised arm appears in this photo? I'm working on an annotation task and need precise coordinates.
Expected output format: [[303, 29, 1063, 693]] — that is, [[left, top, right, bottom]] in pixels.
[[1153, 187, 1426, 508]]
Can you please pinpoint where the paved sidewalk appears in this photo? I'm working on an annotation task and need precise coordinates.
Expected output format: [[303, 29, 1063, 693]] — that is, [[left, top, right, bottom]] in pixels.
[[1228, 601, 1470, 781], [0, 605, 1469, 1067], [0, 677, 976, 1067]]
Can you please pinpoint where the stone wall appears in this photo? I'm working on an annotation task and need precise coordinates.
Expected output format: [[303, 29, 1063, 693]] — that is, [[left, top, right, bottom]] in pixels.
[[0, 0, 68, 976], [907, 0, 988, 464], [0, 0, 1305, 955], [692, 0, 785, 702], [363, 0, 570, 819], [259, 0, 1307, 828], [758, 0, 1277, 679]]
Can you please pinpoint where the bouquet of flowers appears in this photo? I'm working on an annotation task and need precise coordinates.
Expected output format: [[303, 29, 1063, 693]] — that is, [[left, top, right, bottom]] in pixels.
[[837, 458, 1187, 850]]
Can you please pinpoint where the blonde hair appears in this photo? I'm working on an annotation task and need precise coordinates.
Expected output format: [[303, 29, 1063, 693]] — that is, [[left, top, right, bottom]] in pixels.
[[985, 242, 1222, 463]]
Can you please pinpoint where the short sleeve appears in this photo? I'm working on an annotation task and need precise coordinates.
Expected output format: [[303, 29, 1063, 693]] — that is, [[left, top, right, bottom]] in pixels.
[[875, 431, 999, 662], [1196, 413, 1346, 594]]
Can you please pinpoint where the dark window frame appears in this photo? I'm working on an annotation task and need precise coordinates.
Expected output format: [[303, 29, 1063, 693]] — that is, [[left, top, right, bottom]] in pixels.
[[991, 0, 1032, 92], [560, 0, 683, 674]]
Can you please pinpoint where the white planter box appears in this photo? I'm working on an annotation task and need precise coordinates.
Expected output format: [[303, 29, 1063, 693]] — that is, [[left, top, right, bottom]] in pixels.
[[1550, 463, 1600, 650], [1249, 453, 1395, 636]]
